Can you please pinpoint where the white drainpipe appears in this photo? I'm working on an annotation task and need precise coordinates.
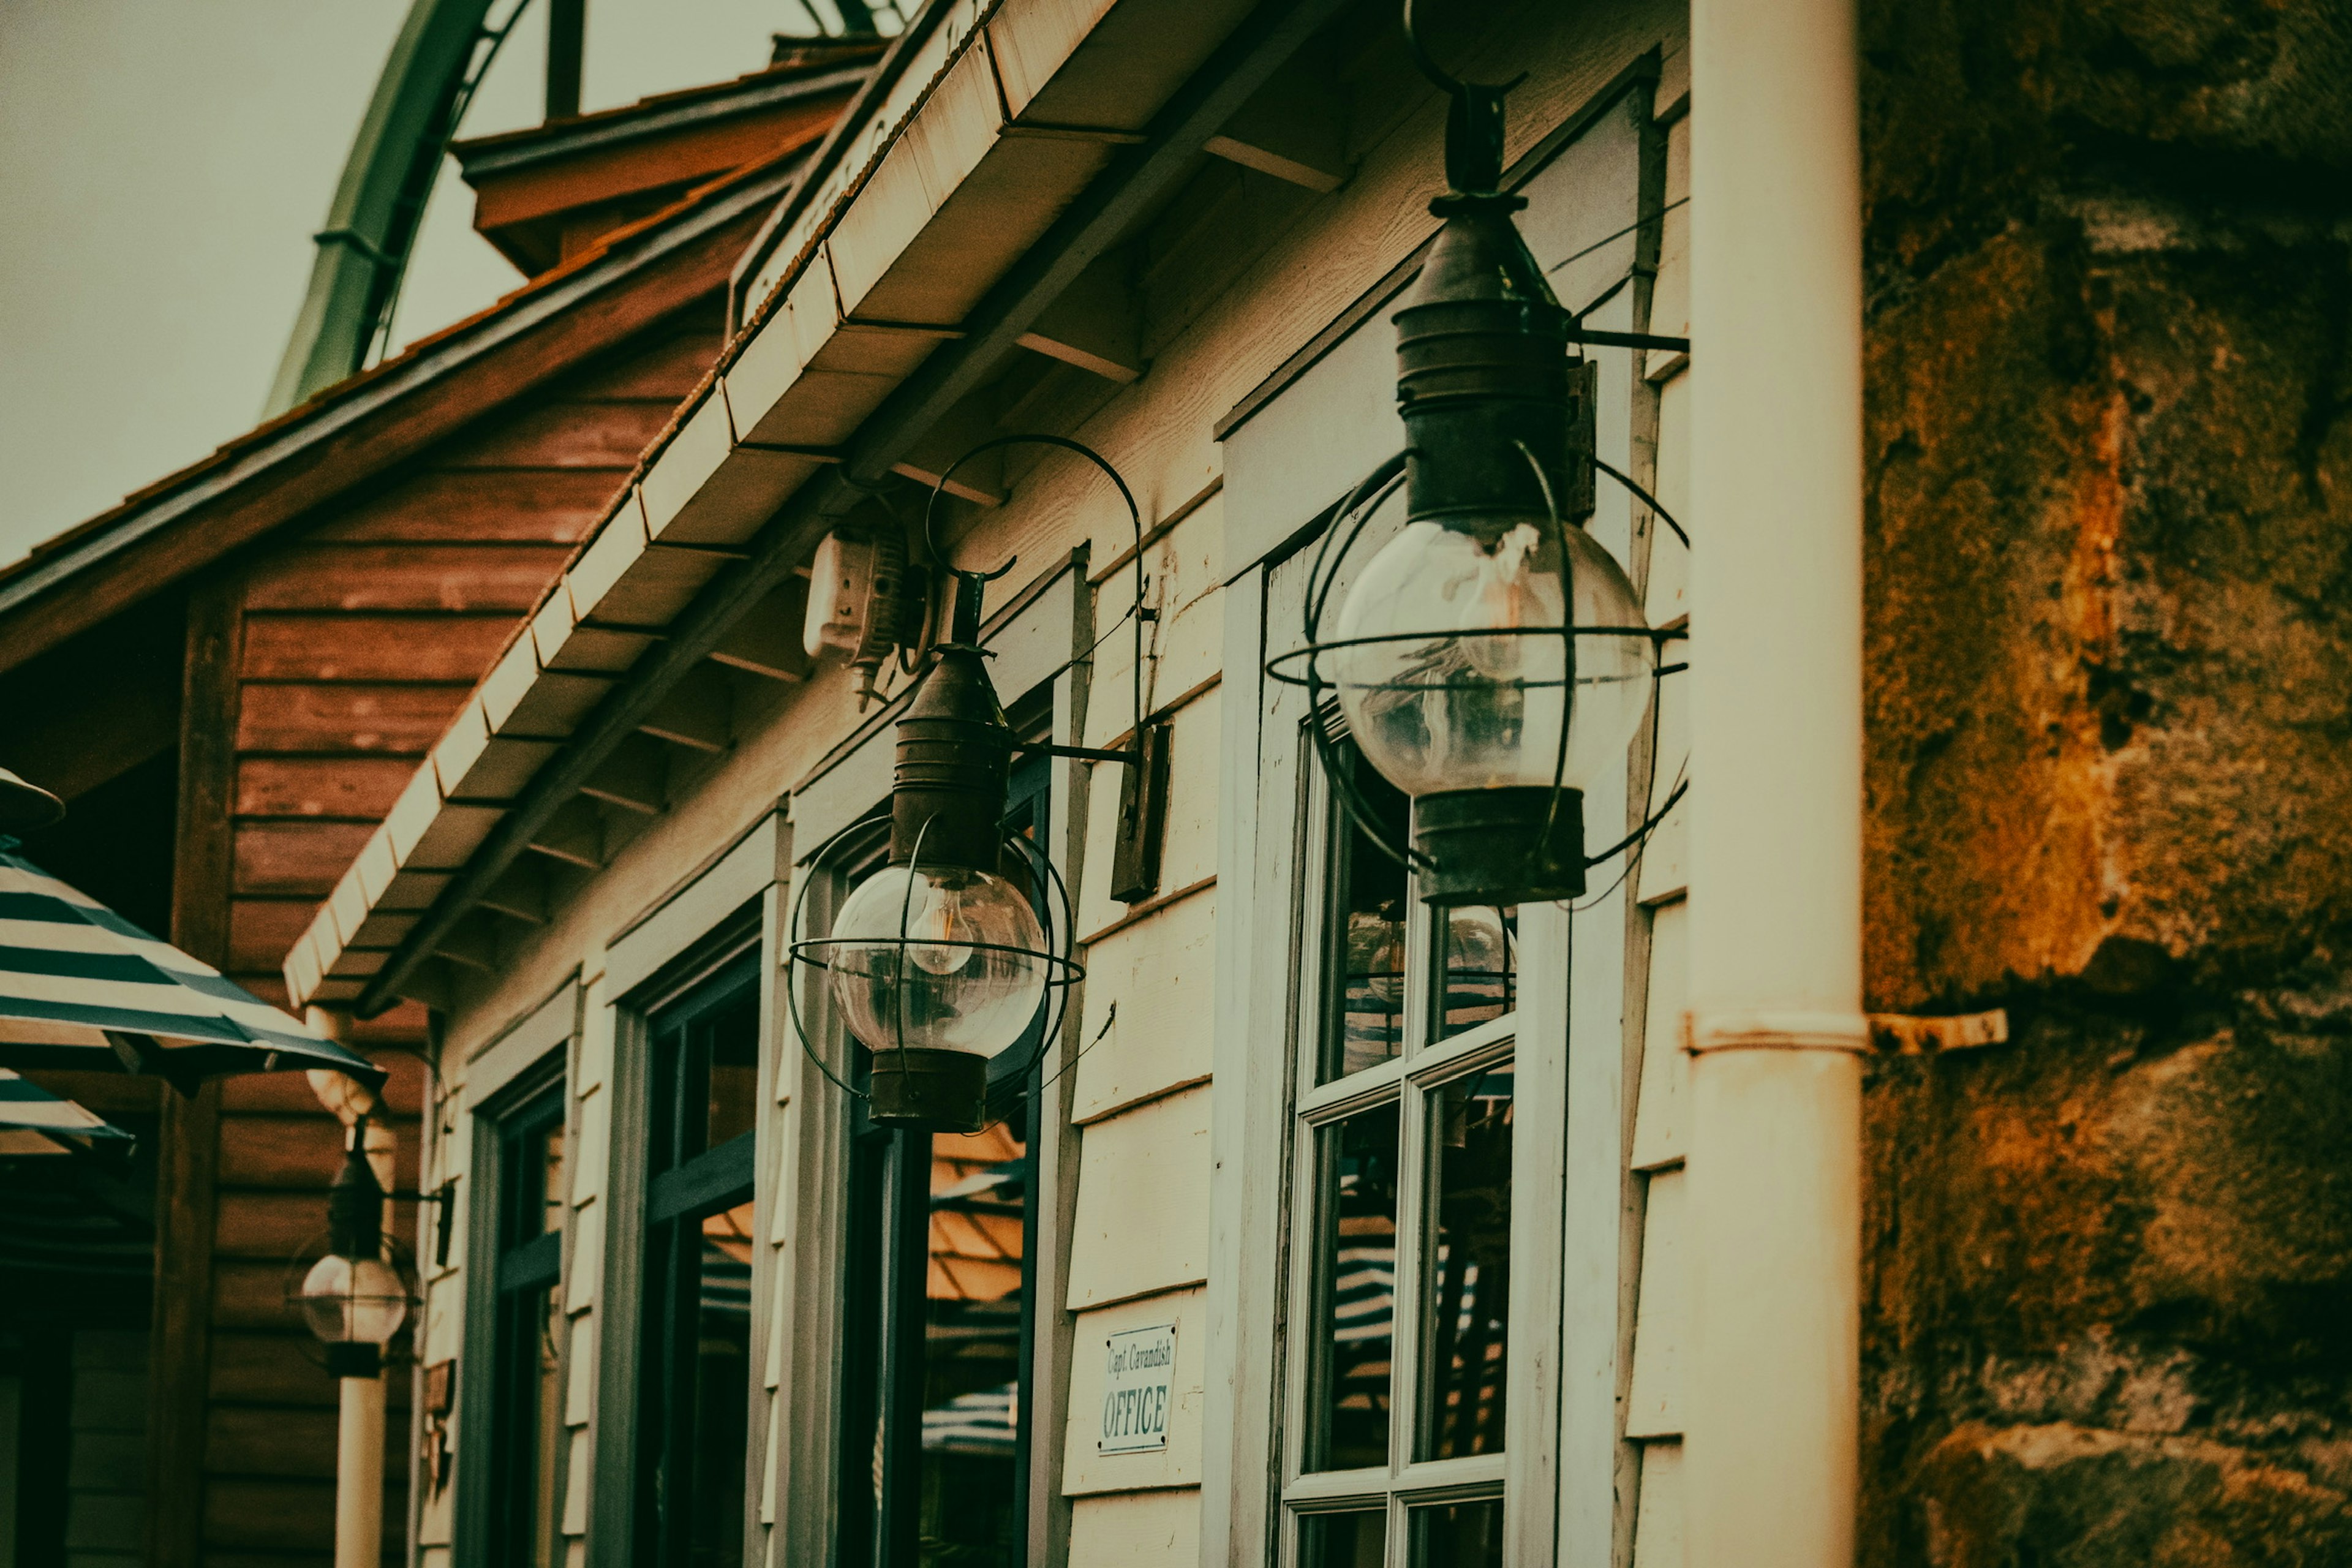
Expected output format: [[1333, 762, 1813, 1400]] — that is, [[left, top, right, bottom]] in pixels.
[[1685, 0, 1867, 1564]]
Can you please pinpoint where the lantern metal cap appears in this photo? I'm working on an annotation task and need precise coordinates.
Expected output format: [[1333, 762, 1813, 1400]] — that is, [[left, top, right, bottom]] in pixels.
[[326, 1124, 385, 1262], [890, 643, 1014, 873]]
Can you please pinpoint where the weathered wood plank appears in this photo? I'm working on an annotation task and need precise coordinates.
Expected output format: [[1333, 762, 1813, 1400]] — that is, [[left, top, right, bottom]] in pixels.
[[213, 1189, 419, 1259], [204, 1407, 339, 1481], [207, 1331, 344, 1409], [239, 614, 516, 683], [235, 755, 417, 820], [217, 1112, 420, 1192], [227, 898, 317, 974], [435, 399, 674, 470], [567, 320, 724, 402], [1066, 1488, 1202, 1561], [302, 467, 624, 544], [202, 1478, 337, 1551], [236, 684, 471, 755], [217, 1052, 426, 1114], [243, 546, 571, 613], [152, 569, 239, 1568], [1066, 1086, 1212, 1310], [233, 820, 375, 897], [210, 1261, 299, 1330]]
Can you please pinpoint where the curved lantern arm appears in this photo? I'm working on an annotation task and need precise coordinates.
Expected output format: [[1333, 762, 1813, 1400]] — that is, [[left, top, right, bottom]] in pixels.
[[921, 433, 1148, 763]]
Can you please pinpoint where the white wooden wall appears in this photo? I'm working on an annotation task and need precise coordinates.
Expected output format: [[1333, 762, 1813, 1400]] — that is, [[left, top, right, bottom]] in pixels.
[[1061, 488, 1226, 1561], [1621, 98, 1694, 1568]]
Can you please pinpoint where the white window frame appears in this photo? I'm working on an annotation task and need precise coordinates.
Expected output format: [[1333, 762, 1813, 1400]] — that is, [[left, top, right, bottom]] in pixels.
[[1253, 531, 1570, 1565]]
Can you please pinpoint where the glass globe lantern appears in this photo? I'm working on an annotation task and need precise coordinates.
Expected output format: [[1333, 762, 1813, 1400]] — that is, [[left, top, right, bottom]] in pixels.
[[1325, 507, 1654, 905], [801, 637, 1071, 1134], [826, 862, 1049, 1066], [1291, 50, 1657, 908], [296, 1128, 411, 1378], [298, 1251, 412, 1351]]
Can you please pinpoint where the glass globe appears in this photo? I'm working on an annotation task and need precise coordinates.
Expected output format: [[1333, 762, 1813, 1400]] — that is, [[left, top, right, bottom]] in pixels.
[[298, 1252, 410, 1346], [827, 864, 1048, 1059], [1329, 515, 1652, 799]]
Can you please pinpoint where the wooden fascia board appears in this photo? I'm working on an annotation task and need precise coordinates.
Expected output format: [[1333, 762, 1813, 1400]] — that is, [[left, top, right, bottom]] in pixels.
[[470, 101, 842, 238], [342, 0, 1357, 1017], [0, 173, 786, 676]]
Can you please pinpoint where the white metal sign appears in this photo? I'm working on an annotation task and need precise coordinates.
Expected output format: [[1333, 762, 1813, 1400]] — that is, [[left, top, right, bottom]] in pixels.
[[1098, 1323, 1177, 1454]]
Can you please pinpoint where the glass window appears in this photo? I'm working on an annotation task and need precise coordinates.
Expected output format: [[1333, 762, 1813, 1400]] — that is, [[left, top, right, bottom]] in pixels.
[[1300, 1509, 1387, 1567], [1284, 730, 1520, 1557], [1306, 1102, 1400, 1473], [1419, 1066, 1513, 1462], [636, 951, 761, 1568], [1322, 751, 1411, 1083], [1411, 1498, 1505, 1567], [490, 1079, 568, 1568], [1436, 906, 1516, 1039]]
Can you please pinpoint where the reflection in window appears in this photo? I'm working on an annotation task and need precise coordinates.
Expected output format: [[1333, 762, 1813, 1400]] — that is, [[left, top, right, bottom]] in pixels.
[[1310, 1101, 1401, 1472], [917, 1117, 1027, 1564], [1436, 906, 1517, 1038], [1301, 1508, 1386, 1567], [490, 1083, 568, 1567], [1419, 1066, 1513, 1461], [1411, 1497, 1505, 1567], [638, 953, 761, 1568], [1324, 747, 1412, 1081]]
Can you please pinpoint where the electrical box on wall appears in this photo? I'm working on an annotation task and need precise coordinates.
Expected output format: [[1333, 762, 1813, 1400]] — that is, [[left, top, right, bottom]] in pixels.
[[802, 518, 922, 704]]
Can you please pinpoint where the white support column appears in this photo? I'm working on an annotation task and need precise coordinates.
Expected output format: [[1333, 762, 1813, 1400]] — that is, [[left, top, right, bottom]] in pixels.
[[1685, 0, 1866, 1564], [337, 1372, 387, 1568]]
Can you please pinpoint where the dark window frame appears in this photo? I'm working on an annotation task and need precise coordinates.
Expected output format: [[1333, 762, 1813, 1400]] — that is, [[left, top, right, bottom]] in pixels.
[[632, 944, 763, 1568], [456, 1050, 570, 1567]]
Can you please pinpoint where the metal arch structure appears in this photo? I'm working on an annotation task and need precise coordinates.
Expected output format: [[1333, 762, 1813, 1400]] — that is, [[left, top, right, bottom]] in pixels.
[[262, 0, 499, 417]]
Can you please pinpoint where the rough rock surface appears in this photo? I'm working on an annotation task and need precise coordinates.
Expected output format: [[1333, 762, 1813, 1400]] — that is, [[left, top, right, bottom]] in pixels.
[[1860, 1, 2352, 1560]]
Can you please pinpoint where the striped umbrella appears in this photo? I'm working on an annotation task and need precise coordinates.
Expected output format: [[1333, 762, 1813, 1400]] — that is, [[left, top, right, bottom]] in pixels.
[[0, 848, 383, 1092], [0, 1067, 133, 1156]]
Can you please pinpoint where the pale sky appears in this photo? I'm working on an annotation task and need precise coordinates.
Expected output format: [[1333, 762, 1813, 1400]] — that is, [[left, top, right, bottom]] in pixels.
[[0, 0, 881, 568]]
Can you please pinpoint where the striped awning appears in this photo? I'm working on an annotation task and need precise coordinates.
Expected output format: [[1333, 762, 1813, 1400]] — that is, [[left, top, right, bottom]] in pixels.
[[0, 850, 383, 1091], [0, 1067, 132, 1156]]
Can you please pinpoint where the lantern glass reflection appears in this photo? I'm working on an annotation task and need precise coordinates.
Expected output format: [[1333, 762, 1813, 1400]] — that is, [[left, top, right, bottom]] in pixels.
[[298, 1251, 410, 1346], [827, 864, 1048, 1059], [1329, 516, 1651, 800]]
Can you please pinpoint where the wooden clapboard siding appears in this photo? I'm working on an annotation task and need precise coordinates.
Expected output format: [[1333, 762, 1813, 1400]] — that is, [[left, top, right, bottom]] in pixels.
[[235, 755, 418, 820], [236, 682, 479, 755], [1066, 1487, 1203, 1563], [183, 301, 725, 1568], [243, 545, 576, 613], [304, 468, 622, 545], [240, 612, 518, 682]]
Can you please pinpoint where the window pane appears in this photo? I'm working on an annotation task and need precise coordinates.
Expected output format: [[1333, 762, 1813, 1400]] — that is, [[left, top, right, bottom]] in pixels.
[[917, 1116, 1027, 1566], [1301, 1508, 1386, 1567], [1419, 1065, 1513, 1461], [1435, 906, 1516, 1038], [689, 1198, 755, 1567], [1411, 1498, 1504, 1568], [702, 990, 761, 1155], [538, 1120, 568, 1237], [527, 1283, 565, 1568], [1308, 1101, 1401, 1471], [1323, 751, 1411, 1082]]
